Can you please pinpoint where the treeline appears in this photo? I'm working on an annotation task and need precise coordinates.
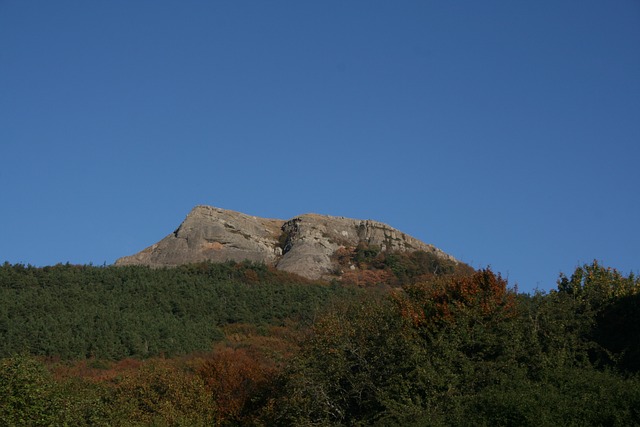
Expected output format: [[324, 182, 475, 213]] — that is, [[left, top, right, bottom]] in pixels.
[[1, 260, 640, 425], [0, 261, 358, 359]]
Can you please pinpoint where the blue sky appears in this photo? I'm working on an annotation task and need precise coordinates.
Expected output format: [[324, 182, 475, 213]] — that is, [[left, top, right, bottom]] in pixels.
[[2, 1, 638, 293]]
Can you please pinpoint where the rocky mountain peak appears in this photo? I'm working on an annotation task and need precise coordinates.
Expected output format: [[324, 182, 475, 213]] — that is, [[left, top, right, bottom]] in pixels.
[[115, 205, 461, 280]]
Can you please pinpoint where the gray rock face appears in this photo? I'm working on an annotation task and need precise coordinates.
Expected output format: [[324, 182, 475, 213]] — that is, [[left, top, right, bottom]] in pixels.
[[115, 205, 460, 280], [115, 206, 284, 267]]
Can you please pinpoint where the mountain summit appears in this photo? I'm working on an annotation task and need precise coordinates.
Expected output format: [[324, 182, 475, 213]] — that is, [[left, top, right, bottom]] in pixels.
[[115, 205, 461, 280]]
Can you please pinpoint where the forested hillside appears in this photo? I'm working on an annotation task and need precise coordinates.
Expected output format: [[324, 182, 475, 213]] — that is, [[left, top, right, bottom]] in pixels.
[[0, 261, 355, 359], [1, 259, 639, 426]]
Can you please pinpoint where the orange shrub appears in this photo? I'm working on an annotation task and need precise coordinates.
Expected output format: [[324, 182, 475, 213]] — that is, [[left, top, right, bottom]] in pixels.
[[340, 268, 396, 287], [196, 344, 277, 424], [393, 268, 516, 332]]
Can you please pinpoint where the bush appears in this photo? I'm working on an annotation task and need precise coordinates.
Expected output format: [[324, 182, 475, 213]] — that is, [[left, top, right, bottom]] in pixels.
[[0, 355, 67, 426]]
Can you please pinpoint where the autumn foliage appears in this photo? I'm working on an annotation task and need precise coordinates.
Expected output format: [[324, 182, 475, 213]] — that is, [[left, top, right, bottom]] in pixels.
[[332, 243, 475, 288], [194, 324, 301, 424], [339, 268, 396, 287], [394, 268, 517, 332]]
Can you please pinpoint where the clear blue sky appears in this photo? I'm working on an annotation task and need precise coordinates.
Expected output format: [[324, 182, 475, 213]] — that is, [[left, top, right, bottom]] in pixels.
[[2, 1, 639, 293]]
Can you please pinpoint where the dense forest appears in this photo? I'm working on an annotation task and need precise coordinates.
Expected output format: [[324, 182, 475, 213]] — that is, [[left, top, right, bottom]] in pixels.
[[0, 261, 354, 359], [1, 256, 639, 426]]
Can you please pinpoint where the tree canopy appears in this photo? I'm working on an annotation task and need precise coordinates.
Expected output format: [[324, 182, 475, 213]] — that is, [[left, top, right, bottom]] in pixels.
[[1, 259, 639, 425]]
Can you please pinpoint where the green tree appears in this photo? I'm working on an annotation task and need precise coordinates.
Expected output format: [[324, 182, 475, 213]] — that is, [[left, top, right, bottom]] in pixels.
[[0, 355, 66, 426], [557, 260, 639, 309], [273, 297, 428, 425], [556, 261, 640, 371]]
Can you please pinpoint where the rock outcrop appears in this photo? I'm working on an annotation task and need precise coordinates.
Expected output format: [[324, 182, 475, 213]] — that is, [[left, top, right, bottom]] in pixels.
[[116, 205, 460, 280], [115, 206, 284, 267]]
